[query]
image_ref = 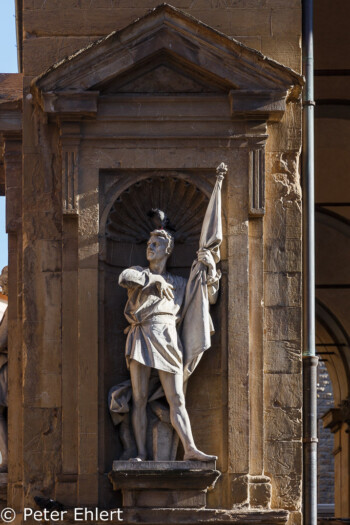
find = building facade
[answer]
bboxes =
[0,0,348,523]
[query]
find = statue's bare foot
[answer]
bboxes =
[184,448,217,462]
[128,455,146,462]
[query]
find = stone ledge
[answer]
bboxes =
[109,461,220,492]
[112,460,217,470]
[33,508,289,525]
[122,508,290,525]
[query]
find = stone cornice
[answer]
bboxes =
[30,4,303,124]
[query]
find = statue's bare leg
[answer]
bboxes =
[158,370,217,462]
[129,360,151,461]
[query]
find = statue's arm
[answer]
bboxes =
[207,273,220,305]
[119,267,148,289]
[197,249,221,305]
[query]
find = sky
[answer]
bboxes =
[0,0,17,271]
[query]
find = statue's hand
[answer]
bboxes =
[151,275,174,301]
[197,249,215,275]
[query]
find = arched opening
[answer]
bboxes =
[316,300,350,518]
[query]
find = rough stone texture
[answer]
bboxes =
[109,460,220,508]
[264,97,302,522]
[21,0,301,77]
[249,477,272,509]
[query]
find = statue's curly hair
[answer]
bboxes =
[149,229,174,255]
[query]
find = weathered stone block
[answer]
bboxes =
[287,511,302,525]
[265,441,302,477]
[23,210,62,241]
[271,474,302,511]
[271,8,301,36]
[265,307,301,343]
[265,374,302,409]
[249,477,272,508]
[265,239,302,273]
[39,240,61,272]
[265,408,302,441]
[5,187,21,233]
[265,341,301,374]
[55,481,77,508]
[261,37,301,72]
[236,36,262,52]
[123,489,206,508]
[229,474,249,506]
[192,8,272,37]
[23,36,97,76]
[23,8,152,36]
[264,272,301,307]
[23,408,62,489]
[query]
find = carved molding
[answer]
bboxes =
[249,149,265,217]
[31,5,303,125]
[40,91,98,118]
[229,90,288,122]
[59,122,81,216]
[62,148,78,215]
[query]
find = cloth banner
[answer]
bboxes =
[180,164,226,379]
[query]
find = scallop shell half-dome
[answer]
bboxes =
[106,176,209,244]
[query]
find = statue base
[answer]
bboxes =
[108,460,220,509]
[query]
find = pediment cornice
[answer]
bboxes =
[31,3,303,121]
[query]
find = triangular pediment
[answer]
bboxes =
[32,3,303,109]
[100,54,228,94]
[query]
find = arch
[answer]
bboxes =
[316,299,350,406]
[98,170,221,266]
[99,170,214,239]
[316,300,350,518]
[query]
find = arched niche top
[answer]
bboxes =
[99,173,218,269]
[99,170,215,239]
[106,176,208,244]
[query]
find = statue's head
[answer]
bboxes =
[147,230,174,264]
[0,266,8,296]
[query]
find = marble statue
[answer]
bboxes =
[109,164,226,461]
[0,266,8,472]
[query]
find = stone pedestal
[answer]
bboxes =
[109,461,220,509]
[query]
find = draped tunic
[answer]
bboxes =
[119,266,187,374]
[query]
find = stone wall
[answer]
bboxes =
[21,0,301,78]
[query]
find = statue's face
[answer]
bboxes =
[147,234,169,263]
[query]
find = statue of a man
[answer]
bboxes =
[0,266,8,472]
[119,229,219,462]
